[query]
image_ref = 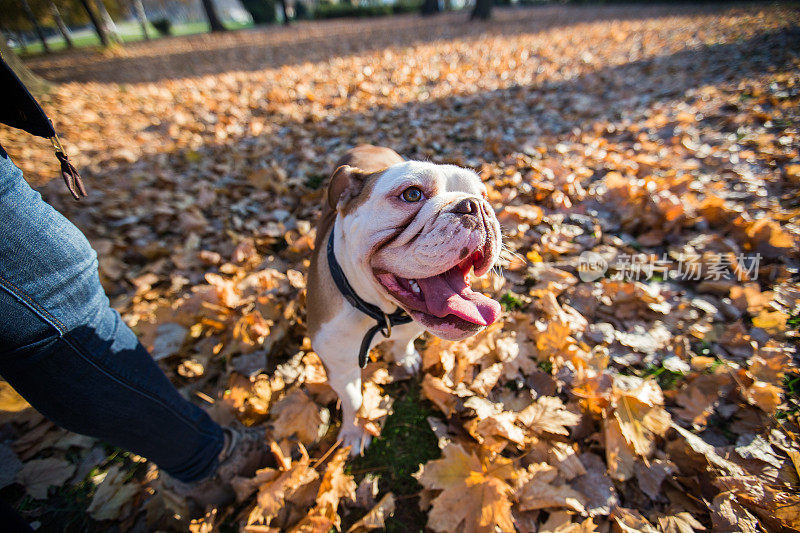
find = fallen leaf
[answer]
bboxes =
[610,506,658,533]
[16,457,76,499]
[346,493,396,532]
[87,464,140,521]
[414,443,516,533]
[271,389,324,445]
[657,512,705,533]
[517,396,581,436]
[710,492,759,533]
[516,463,587,514]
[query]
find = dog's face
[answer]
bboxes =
[330,161,502,341]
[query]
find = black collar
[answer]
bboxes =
[327,221,412,368]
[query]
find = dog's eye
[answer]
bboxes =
[401,187,423,202]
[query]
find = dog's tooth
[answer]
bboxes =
[409,279,421,294]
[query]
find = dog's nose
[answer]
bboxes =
[452,198,479,215]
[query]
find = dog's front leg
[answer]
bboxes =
[386,323,425,374]
[313,317,373,456]
[326,364,368,456]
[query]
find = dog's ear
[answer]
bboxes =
[327,165,372,210]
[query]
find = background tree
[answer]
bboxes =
[278,0,289,24]
[19,0,50,52]
[73,0,109,46]
[240,0,275,25]
[470,0,491,20]
[0,29,50,93]
[420,0,439,16]
[49,1,74,47]
[93,0,122,43]
[127,0,149,40]
[200,0,226,32]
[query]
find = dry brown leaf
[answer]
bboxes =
[313,447,356,528]
[87,464,140,521]
[741,380,783,414]
[610,506,658,533]
[0,381,30,413]
[657,513,705,533]
[710,492,759,533]
[467,411,527,452]
[548,442,586,481]
[414,443,516,533]
[611,379,671,460]
[634,459,675,501]
[751,309,789,335]
[669,423,744,476]
[604,416,636,482]
[714,475,800,531]
[16,457,76,499]
[516,463,587,514]
[346,493,396,532]
[421,375,458,417]
[749,341,793,385]
[517,396,581,436]
[539,511,598,533]
[357,382,393,437]
[246,451,319,527]
[572,452,618,516]
[189,508,218,533]
[270,389,323,445]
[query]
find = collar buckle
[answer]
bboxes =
[380,313,392,338]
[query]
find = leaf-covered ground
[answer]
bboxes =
[1,3,800,531]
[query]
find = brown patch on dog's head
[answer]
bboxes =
[327,146,404,212]
[327,165,388,217]
[336,144,404,172]
[328,165,366,210]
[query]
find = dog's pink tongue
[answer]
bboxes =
[416,269,501,326]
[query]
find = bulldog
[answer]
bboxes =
[307,145,502,455]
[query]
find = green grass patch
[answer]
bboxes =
[17,20,254,56]
[499,292,524,311]
[778,371,800,420]
[350,380,440,532]
[788,310,800,330]
[304,174,326,190]
[642,363,684,390]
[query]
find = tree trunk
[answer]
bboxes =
[278,0,289,25]
[0,32,50,94]
[129,0,150,40]
[470,0,492,20]
[200,0,226,32]
[93,0,122,44]
[49,2,74,48]
[17,31,29,53]
[79,0,110,46]
[420,0,440,16]
[19,0,50,53]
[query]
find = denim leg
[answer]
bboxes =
[0,150,224,483]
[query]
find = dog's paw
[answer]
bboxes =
[338,426,371,457]
[395,349,421,375]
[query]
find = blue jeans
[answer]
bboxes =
[0,149,224,483]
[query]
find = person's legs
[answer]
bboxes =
[0,148,224,483]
